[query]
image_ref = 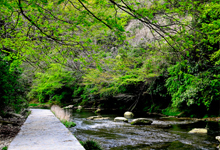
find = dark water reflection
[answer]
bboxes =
[68,110,220,150]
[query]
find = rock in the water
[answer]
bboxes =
[124,111,134,118]
[188,128,207,134]
[216,136,220,142]
[114,117,128,122]
[87,116,101,120]
[131,118,152,125]
[63,105,74,109]
[87,116,110,120]
[94,117,110,120]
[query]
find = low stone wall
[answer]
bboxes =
[51,105,71,121]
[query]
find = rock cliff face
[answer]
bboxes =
[125,15,191,46]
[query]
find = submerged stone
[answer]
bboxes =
[131,118,153,125]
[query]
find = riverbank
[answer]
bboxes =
[0,110,30,149]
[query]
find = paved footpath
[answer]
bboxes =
[8,109,85,150]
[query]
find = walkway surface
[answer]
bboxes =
[8,109,85,150]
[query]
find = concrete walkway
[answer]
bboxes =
[8,109,85,150]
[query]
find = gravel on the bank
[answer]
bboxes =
[0,116,26,149]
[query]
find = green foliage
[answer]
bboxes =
[163,2,220,115]
[2,146,7,150]
[76,109,82,112]
[205,3,220,65]
[166,61,220,110]
[0,53,26,113]
[27,64,76,103]
[162,107,182,116]
[28,103,49,109]
[29,103,39,107]
[61,120,76,128]
[1,0,220,117]
[82,46,167,100]
[81,139,103,150]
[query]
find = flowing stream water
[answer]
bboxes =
[67,109,220,150]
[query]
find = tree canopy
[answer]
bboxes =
[0,0,220,117]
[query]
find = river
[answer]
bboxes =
[67,109,219,150]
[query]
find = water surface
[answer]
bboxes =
[69,110,220,150]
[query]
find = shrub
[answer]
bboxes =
[81,139,103,150]
[2,146,8,150]
[61,120,76,128]
[165,61,220,115]
[27,64,76,103]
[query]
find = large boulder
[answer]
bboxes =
[131,118,153,125]
[124,111,134,118]
[188,128,207,134]
[114,117,128,122]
